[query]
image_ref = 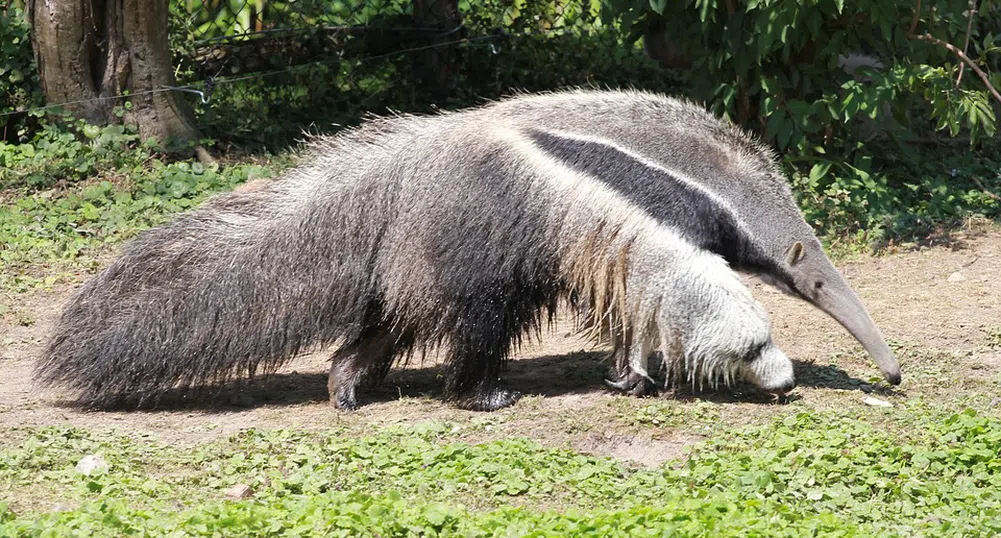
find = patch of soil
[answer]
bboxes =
[2,231,1000,462]
[572,431,702,469]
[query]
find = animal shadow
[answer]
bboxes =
[793,360,900,395]
[50,351,888,412]
[58,350,615,412]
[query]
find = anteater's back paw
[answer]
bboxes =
[605,371,659,397]
[329,382,360,410]
[454,385,521,411]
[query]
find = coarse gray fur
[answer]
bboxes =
[36,89,897,411]
[481,90,900,390]
[594,224,795,397]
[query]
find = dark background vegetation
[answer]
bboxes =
[1,0,1000,292]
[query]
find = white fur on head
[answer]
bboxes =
[624,226,795,393]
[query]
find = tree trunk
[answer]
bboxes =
[642,13,692,69]
[412,0,460,103]
[27,0,201,144]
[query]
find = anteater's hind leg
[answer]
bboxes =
[447,350,522,412]
[445,309,524,412]
[328,325,405,410]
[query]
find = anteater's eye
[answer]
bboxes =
[814,281,824,290]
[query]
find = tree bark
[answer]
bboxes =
[642,13,692,69]
[412,0,460,103]
[28,0,201,144]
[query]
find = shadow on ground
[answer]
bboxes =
[49,349,887,413]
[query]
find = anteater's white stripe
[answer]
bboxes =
[530,128,759,248]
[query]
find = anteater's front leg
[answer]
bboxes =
[603,331,658,397]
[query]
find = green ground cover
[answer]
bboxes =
[1,408,999,537]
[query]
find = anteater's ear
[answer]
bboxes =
[785,241,805,266]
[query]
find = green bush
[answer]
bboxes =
[600,0,1001,244]
[0,123,278,292]
[0,3,44,143]
[604,0,1000,148]
[0,121,154,191]
[164,0,681,150]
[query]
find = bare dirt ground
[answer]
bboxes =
[2,230,1000,468]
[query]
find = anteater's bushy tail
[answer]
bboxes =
[35,172,383,407]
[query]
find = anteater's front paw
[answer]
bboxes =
[605,371,659,397]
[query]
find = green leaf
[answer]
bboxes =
[424,505,450,526]
[786,100,811,117]
[698,0,712,22]
[763,97,779,115]
[777,118,795,150]
[809,162,833,183]
[765,109,786,140]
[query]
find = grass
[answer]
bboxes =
[3,334,996,536]
[1,336,998,537]
[985,327,1001,350]
[1,407,1000,536]
[0,123,286,295]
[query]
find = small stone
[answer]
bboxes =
[224,484,254,500]
[863,397,893,408]
[947,272,967,282]
[989,397,1001,408]
[75,454,108,476]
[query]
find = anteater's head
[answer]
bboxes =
[736,339,796,395]
[671,257,796,396]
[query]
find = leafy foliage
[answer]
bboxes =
[0,4,44,142]
[1,409,1000,535]
[0,123,278,293]
[602,0,1001,243]
[164,0,678,150]
[790,142,1001,247]
[605,0,1000,146]
[0,122,154,191]
[457,0,679,99]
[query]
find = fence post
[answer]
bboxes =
[412,0,460,103]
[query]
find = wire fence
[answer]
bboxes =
[2,0,679,148]
[165,0,680,147]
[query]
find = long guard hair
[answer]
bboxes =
[37,89,866,410]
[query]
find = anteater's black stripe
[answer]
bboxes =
[529,130,783,279]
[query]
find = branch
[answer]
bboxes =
[970,175,1001,201]
[909,32,1001,107]
[956,0,978,87]
[910,0,921,34]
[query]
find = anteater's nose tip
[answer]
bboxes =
[886,371,902,386]
[766,378,796,396]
